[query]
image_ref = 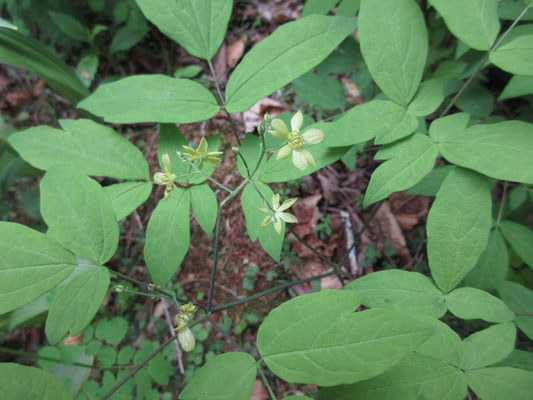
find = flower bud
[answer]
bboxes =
[114,285,126,293]
[178,327,196,352]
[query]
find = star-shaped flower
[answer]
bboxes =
[153,153,176,200]
[259,193,298,235]
[182,137,223,169]
[268,110,324,170]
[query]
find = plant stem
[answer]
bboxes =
[257,362,278,400]
[206,314,247,352]
[207,60,225,106]
[0,346,106,370]
[516,312,533,317]
[439,4,531,118]
[495,181,509,229]
[211,271,337,313]
[178,155,233,193]
[101,316,206,400]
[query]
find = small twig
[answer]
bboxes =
[162,298,184,374]
[206,314,247,353]
[495,181,509,229]
[516,312,533,317]
[339,210,359,275]
[439,4,531,118]
[258,362,278,400]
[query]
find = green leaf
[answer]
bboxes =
[261,123,348,183]
[427,167,492,293]
[292,71,346,110]
[455,83,495,118]
[257,290,433,386]
[9,119,149,180]
[428,0,499,51]
[499,220,533,269]
[45,267,109,345]
[496,349,533,372]
[407,79,445,117]
[466,367,533,400]
[95,317,128,345]
[463,229,509,292]
[191,184,218,237]
[104,182,153,221]
[49,11,88,43]
[445,287,515,323]
[429,112,470,142]
[241,182,273,242]
[490,24,533,76]
[98,346,117,369]
[498,281,533,341]
[158,123,189,178]
[0,363,73,399]
[325,100,418,146]
[117,346,134,365]
[359,0,428,105]
[149,353,173,385]
[0,28,89,104]
[136,0,233,60]
[76,54,98,88]
[302,0,340,16]
[78,75,219,124]
[40,166,119,265]
[407,165,454,197]
[179,352,256,400]
[237,133,267,178]
[461,323,516,370]
[0,222,76,315]
[258,217,285,263]
[9,292,52,331]
[336,0,361,18]
[144,188,191,286]
[413,316,463,367]
[364,133,438,206]
[345,270,446,318]
[499,0,533,21]
[109,26,148,54]
[225,15,356,113]
[317,353,467,400]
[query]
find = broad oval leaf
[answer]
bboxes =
[191,184,218,238]
[225,15,356,113]
[359,0,428,105]
[0,363,73,399]
[292,71,346,110]
[144,188,191,286]
[499,220,533,269]
[45,267,110,345]
[345,270,446,318]
[445,287,515,323]
[241,182,274,242]
[179,352,256,400]
[427,167,492,293]
[257,290,434,386]
[498,281,533,341]
[364,133,438,206]
[499,75,533,101]
[428,0,499,51]
[8,119,149,180]
[490,24,533,76]
[318,353,467,400]
[408,79,446,117]
[78,75,219,124]
[104,182,153,221]
[325,100,418,147]
[0,222,76,315]
[463,229,509,292]
[40,166,119,265]
[438,120,533,184]
[136,0,233,60]
[413,316,463,367]
[496,349,533,372]
[461,323,516,370]
[466,367,533,400]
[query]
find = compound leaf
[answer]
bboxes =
[45,267,110,345]
[257,290,433,386]
[359,0,428,105]
[40,166,119,265]
[225,15,356,113]
[78,75,219,124]
[0,222,76,315]
[427,167,492,293]
[144,188,191,286]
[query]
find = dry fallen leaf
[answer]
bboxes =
[226,38,245,68]
[250,379,268,400]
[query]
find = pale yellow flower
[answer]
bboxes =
[268,110,324,170]
[153,153,176,200]
[182,137,223,169]
[259,193,298,235]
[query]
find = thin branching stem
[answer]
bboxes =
[178,154,233,193]
[257,362,278,400]
[101,316,206,400]
[439,4,531,118]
